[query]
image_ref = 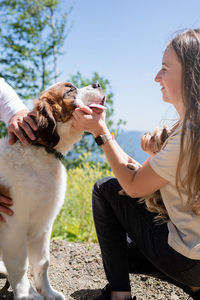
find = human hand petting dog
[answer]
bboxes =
[0,195,13,223]
[72,104,108,137]
[8,109,38,146]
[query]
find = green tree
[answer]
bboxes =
[0,121,8,138]
[0,2,125,154]
[65,71,126,168]
[0,0,68,100]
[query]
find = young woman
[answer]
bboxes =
[0,78,37,222]
[72,29,200,300]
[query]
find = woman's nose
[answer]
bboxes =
[154,70,161,82]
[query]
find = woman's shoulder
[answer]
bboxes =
[0,78,6,97]
[0,78,8,92]
[0,78,17,99]
[0,78,5,86]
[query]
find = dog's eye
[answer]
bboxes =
[68,88,75,93]
[67,87,76,93]
[63,88,75,99]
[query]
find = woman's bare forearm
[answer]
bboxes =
[99,138,139,195]
[112,138,142,166]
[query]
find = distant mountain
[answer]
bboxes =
[67,130,149,165]
[116,130,148,164]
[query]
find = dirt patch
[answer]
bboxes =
[0,240,191,299]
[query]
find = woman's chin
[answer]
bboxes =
[162,95,170,103]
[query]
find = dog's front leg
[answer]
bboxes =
[28,229,66,300]
[2,235,44,300]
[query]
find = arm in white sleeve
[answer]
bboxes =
[0,78,27,124]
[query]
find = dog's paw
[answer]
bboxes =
[15,286,44,300]
[53,291,66,300]
[19,297,44,300]
[141,126,170,155]
[39,289,66,300]
[16,294,44,300]
[20,296,44,300]
[46,293,66,300]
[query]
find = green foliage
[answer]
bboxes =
[63,151,111,171]
[52,160,113,242]
[0,0,69,99]
[0,121,8,138]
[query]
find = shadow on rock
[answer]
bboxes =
[70,288,101,300]
[0,291,13,300]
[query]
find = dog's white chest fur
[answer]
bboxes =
[0,138,66,240]
[0,138,68,300]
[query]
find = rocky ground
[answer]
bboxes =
[0,240,191,300]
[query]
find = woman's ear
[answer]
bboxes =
[34,99,60,148]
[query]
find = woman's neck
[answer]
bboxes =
[174,101,185,121]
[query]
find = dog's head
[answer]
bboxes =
[33,82,105,148]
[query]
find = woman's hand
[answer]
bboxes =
[72,104,108,137]
[8,109,38,146]
[0,195,13,223]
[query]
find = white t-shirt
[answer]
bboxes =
[150,123,200,259]
[0,78,27,124]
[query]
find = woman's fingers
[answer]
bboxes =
[18,119,36,141]
[25,113,38,131]
[72,109,84,119]
[8,109,38,145]
[8,121,29,145]
[0,215,6,223]
[0,204,13,216]
[0,194,13,206]
[78,105,104,115]
[77,105,93,114]
[8,132,17,145]
[72,104,106,135]
[0,194,14,222]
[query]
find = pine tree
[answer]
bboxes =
[0,0,68,100]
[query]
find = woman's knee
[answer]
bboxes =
[92,176,119,214]
[93,176,113,192]
[92,176,113,206]
[92,176,120,201]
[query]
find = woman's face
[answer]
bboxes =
[155,46,183,112]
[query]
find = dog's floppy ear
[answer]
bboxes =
[34,100,60,148]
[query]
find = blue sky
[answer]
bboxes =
[58,0,200,132]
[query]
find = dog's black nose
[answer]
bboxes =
[92,83,101,88]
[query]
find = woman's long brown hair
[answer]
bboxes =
[170,29,200,215]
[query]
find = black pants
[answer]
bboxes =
[92,176,200,292]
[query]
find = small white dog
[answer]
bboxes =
[0,82,105,300]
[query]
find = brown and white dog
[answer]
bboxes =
[0,82,105,300]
